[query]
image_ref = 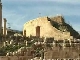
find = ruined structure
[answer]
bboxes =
[0,0,2,34]
[3,18,7,37]
[23,15,79,40]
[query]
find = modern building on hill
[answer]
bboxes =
[23,15,75,40]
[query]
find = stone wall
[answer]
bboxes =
[0,56,33,60]
[0,56,80,60]
[44,47,80,59]
[23,16,73,40]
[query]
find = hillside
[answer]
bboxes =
[49,15,79,38]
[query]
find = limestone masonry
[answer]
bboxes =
[23,15,75,40]
[0,0,2,34]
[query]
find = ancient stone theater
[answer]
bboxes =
[23,15,79,40]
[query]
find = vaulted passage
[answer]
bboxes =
[36,26,40,37]
[24,30,26,36]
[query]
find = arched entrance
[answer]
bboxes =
[24,30,26,36]
[36,26,40,37]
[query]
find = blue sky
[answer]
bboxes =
[2,0,80,31]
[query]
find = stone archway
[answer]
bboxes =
[24,30,26,36]
[36,26,40,37]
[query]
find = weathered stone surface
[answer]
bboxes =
[0,1,2,34]
[23,16,78,40]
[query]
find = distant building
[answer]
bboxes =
[23,16,73,40]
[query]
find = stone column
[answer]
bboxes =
[3,18,7,39]
[0,0,2,34]
[41,49,44,60]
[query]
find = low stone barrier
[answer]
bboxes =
[0,56,33,60]
[0,56,80,60]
